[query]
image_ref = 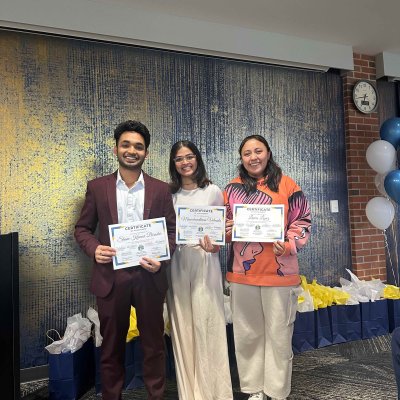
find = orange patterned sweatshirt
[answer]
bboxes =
[224,175,311,287]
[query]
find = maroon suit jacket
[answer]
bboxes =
[74,171,176,298]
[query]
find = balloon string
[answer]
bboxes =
[383,229,399,287]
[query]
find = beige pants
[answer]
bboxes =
[230,283,298,399]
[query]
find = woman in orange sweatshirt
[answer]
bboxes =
[224,135,311,400]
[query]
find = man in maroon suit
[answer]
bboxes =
[74,120,176,400]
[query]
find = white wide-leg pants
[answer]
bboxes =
[167,246,233,400]
[230,283,298,400]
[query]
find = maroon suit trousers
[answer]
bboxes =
[97,266,166,400]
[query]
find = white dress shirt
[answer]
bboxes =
[116,170,145,223]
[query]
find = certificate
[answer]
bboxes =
[108,217,170,270]
[176,205,226,245]
[232,204,284,242]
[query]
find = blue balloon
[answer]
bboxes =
[380,117,400,149]
[384,169,400,204]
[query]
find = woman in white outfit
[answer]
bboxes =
[166,140,233,400]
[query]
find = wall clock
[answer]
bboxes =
[352,80,378,114]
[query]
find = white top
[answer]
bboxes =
[173,183,224,207]
[116,170,145,223]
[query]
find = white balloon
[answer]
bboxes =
[374,173,389,197]
[365,196,395,230]
[366,140,396,174]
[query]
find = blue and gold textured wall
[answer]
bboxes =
[0,30,351,368]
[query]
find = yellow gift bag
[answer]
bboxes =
[126,307,140,342]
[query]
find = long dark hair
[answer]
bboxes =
[238,135,282,194]
[169,140,211,194]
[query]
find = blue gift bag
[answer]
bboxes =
[48,337,95,400]
[329,304,361,344]
[388,299,400,333]
[360,299,389,339]
[164,334,176,380]
[125,338,145,389]
[292,311,316,354]
[316,307,333,348]
[94,338,144,394]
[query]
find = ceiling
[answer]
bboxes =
[96,0,400,56]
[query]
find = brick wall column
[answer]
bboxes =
[341,53,387,281]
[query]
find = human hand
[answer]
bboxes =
[199,235,220,253]
[272,240,286,256]
[225,219,234,237]
[95,245,117,264]
[139,256,161,273]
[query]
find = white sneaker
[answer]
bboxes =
[248,392,265,400]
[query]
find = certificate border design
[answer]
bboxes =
[110,225,127,267]
[153,219,170,259]
[176,206,226,244]
[232,204,285,242]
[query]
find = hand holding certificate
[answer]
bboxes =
[109,217,171,270]
[232,204,285,242]
[176,205,226,245]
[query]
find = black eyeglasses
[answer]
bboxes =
[173,154,196,163]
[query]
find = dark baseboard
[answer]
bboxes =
[20,365,49,383]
